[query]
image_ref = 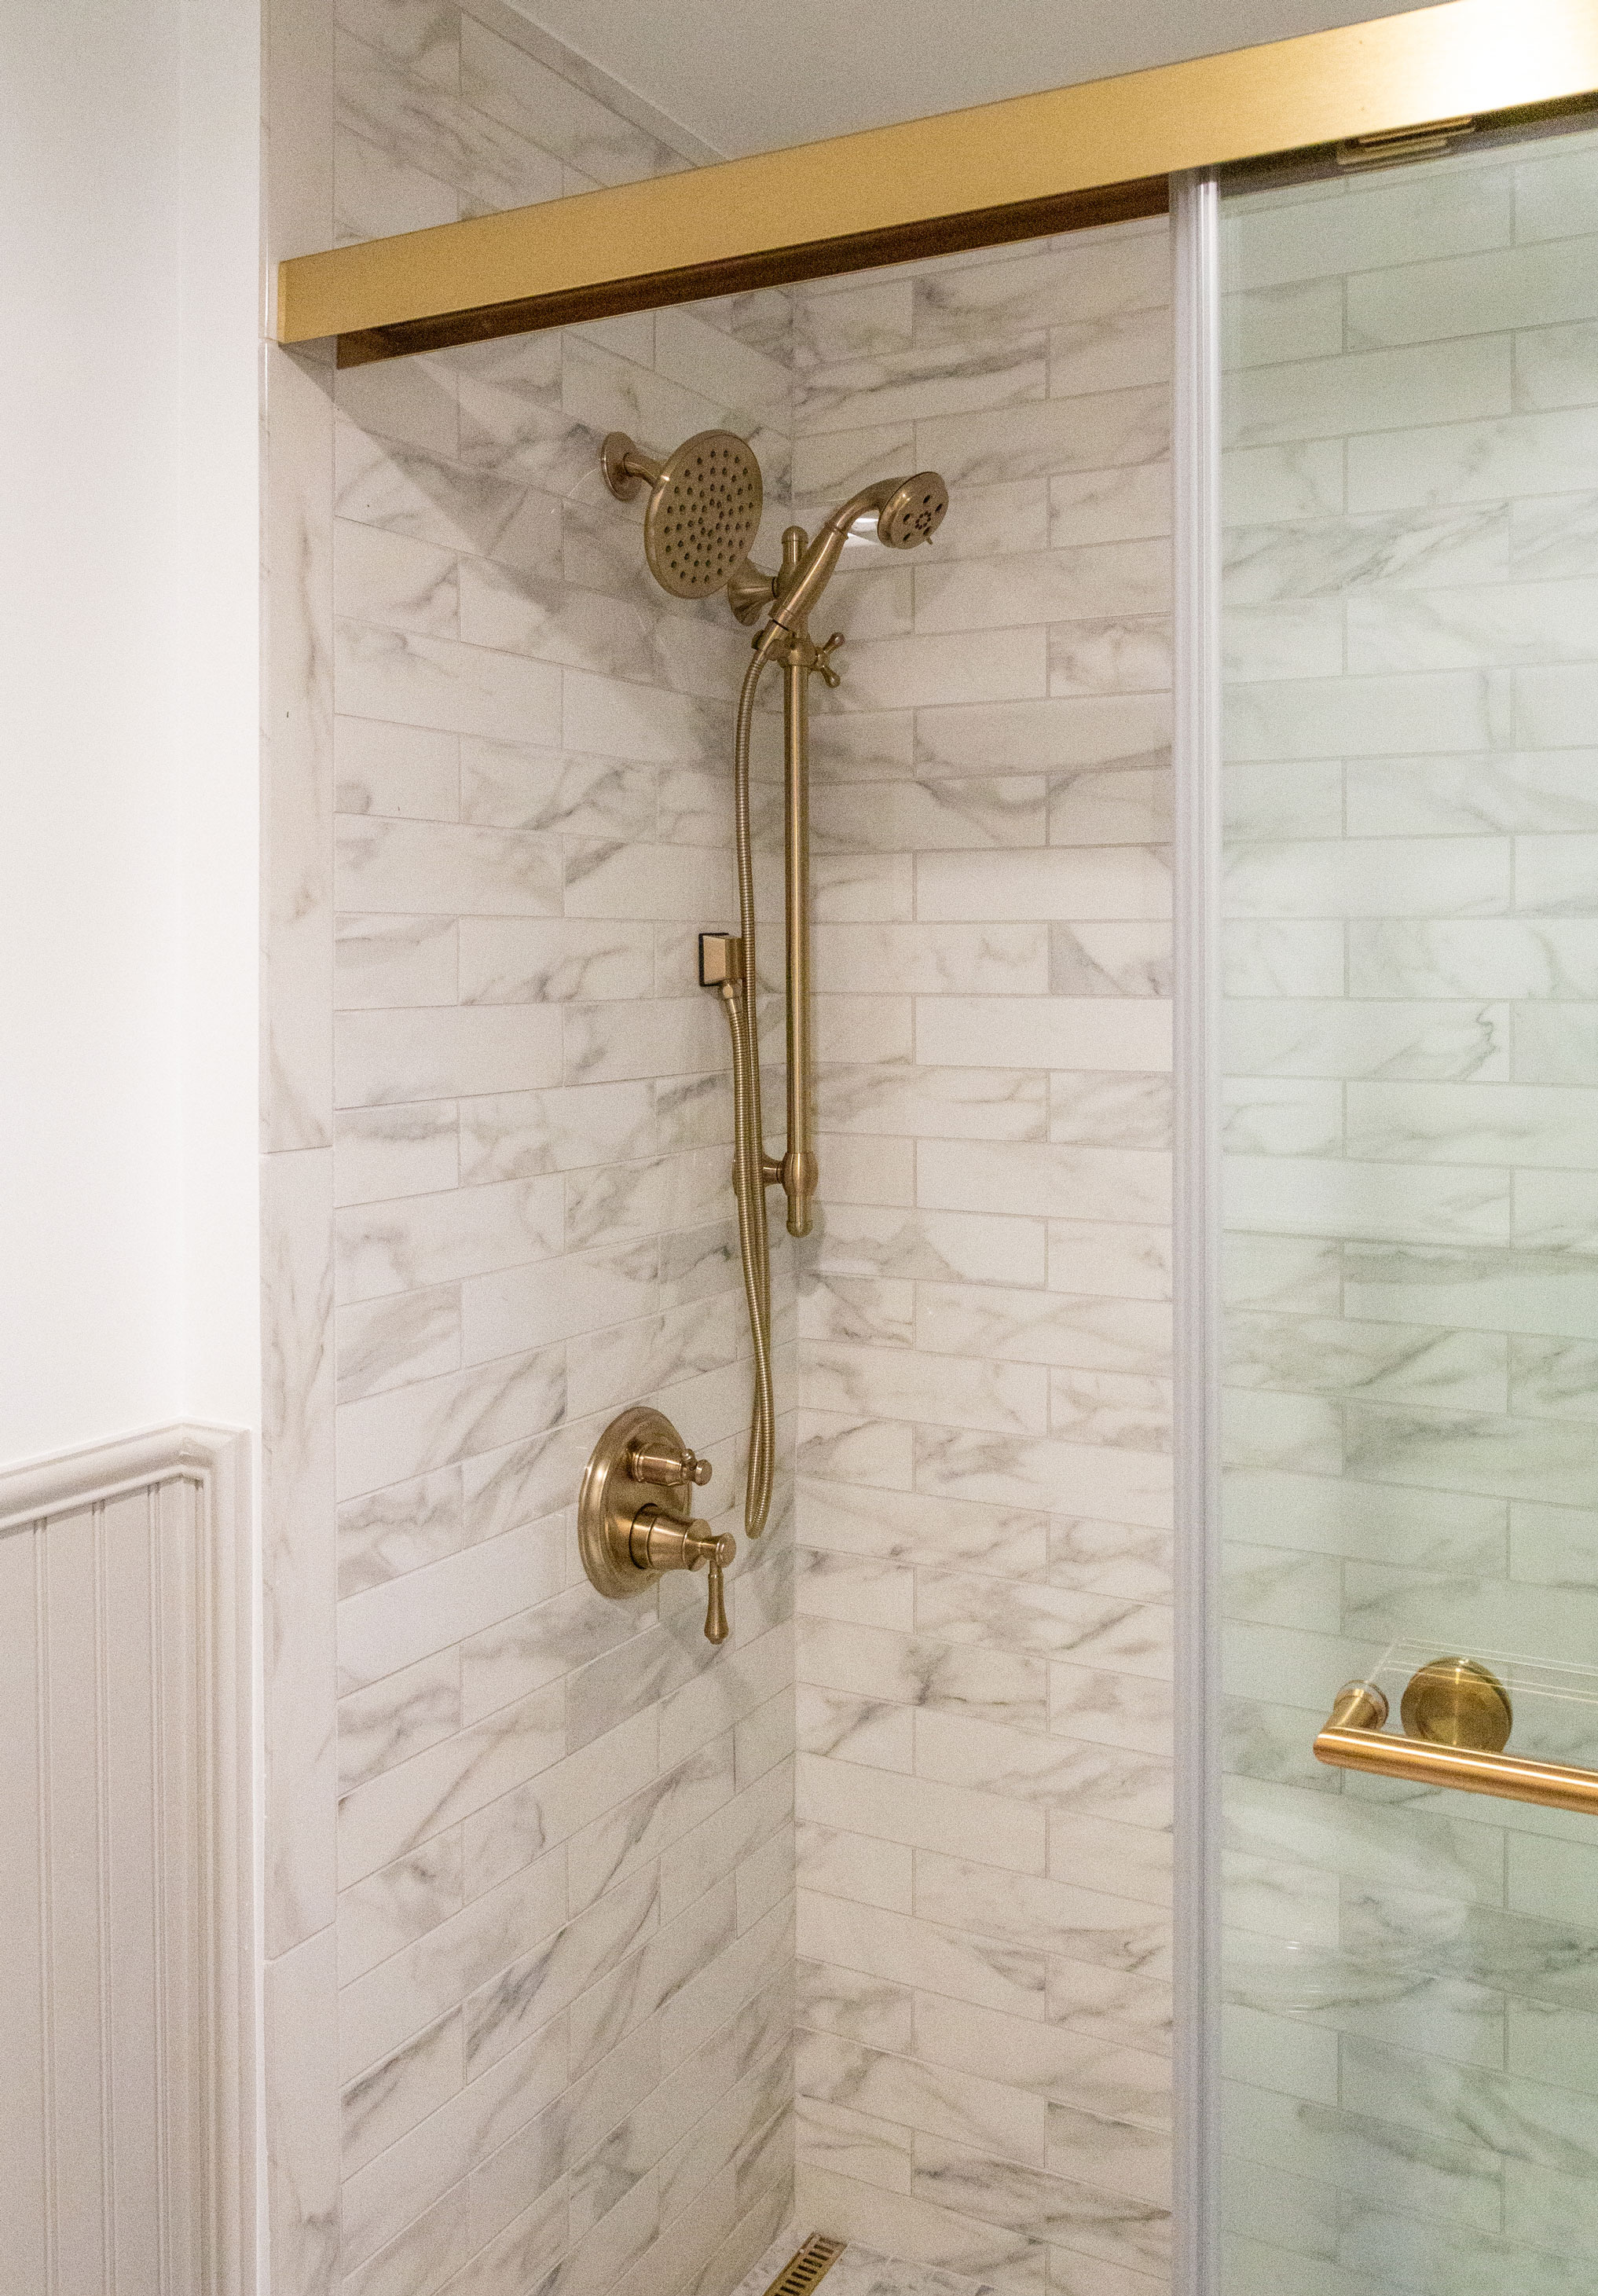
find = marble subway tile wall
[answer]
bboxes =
[788,220,1177,2294]
[266,7,801,2294]
[1219,127,1598,2296]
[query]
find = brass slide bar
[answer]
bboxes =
[1314,1682,1598,1816]
[276,0,1598,365]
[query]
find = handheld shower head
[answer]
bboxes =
[875,471,950,548]
[602,429,764,600]
[754,468,951,656]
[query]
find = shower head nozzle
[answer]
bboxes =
[876,471,949,548]
[602,428,764,600]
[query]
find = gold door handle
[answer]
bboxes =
[1314,1659,1598,1815]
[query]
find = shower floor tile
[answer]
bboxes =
[732,2228,997,2296]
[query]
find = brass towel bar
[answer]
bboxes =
[1314,1664,1598,1816]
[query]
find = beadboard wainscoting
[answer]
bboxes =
[0,1423,254,2296]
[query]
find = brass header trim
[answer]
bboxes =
[327,182,1165,367]
[277,0,1598,363]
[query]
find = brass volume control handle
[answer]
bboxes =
[629,1439,712,1488]
[629,1508,734,1644]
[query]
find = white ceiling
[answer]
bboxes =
[511,0,1435,159]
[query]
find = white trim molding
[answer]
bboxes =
[1171,169,1222,2296]
[0,1422,256,2295]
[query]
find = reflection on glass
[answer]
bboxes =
[1219,120,1598,2296]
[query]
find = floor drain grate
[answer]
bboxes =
[761,2234,846,2296]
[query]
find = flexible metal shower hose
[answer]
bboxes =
[720,650,776,1539]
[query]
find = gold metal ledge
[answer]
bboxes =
[277,0,1598,365]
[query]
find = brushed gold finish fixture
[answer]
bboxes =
[613,433,947,1541]
[578,1406,735,1645]
[1314,1661,1598,1814]
[1400,1655,1512,1752]
[1336,114,1475,167]
[761,2235,847,2296]
[602,430,764,600]
[276,0,1598,365]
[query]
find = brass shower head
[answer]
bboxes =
[602,428,764,600]
[875,471,949,548]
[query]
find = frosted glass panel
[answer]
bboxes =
[1219,123,1598,2296]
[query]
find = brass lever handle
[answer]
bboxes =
[629,1507,734,1643]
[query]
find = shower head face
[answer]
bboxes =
[641,431,764,599]
[877,471,949,548]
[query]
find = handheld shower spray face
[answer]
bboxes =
[756,469,951,656]
[601,429,764,600]
[876,471,950,549]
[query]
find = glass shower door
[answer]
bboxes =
[1216,119,1598,2295]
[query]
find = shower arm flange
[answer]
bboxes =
[600,431,662,501]
[727,558,779,625]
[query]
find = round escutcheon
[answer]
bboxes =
[578,1404,695,1600]
[1400,1656,1512,1753]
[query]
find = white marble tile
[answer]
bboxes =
[266,1928,342,2296]
[263,1150,339,1956]
[460,14,682,186]
[337,813,561,915]
[336,618,564,743]
[336,1174,563,1300]
[798,1891,1044,2024]
[342,2006,464,2175]
[799,1751,1043,1876]
[794,279,916,369]
[336,1342,566,1502]
[335,913,458,1010]
[338,2012,567,2267]
[1048,924,1171,1000]
[1225,166,1510,294]
[335,714,460,822]
[914,234,1169,343]
[334,518,459,637]
[795,336,1047,437]
[1350,403,1598,514]
[1351,236,1598,352]
[267,349,336,1154]
[918,847,1171,924]
[336,1003,564,1106]
[918,996,1171,1076]
[460,1237,657,1359]
[337,1828,464,1988]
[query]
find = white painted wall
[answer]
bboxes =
[0,1,261,1463]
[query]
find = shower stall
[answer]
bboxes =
[255,20,1598,2296]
